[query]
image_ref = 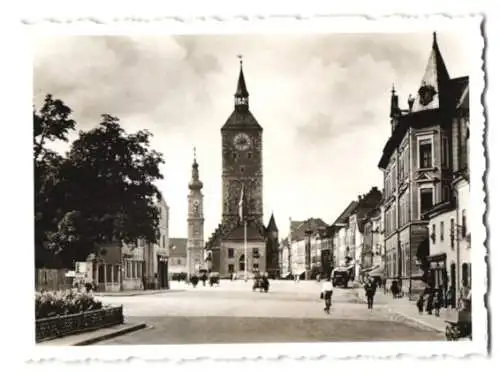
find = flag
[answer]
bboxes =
[238,186,244,221]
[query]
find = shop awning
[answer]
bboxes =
[333,264,354,273]
[360,265,377,273]
[368,264,385,277]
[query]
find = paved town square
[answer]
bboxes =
[33,30,477,347]
[97,281,442,344]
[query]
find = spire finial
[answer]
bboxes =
[193,146,197,162]
[433,31,437,44]
[237,54,243,67]
[391,83,396,95]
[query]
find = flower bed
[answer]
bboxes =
[35,290,124,342]
[35,290,103,319]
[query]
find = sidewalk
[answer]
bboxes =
[355,289,456,333]
[38,321,147,346]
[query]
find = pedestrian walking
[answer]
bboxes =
[416,292,425,314]
[321,277,334,314]
[390,281,398,299]
[364,278,376,310]
[433,288,443,317]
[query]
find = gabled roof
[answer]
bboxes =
[290,217,328,242]
[169,238,187,258]
[450,76,469,110]
[332,201,358,226]
[225,223,265,242]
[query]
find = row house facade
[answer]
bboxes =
[331,201,359,277]
[83,195,171,292]
[360,205,385,282]
[331,187,382,282]
[378,32,468,298]
[424,77,470,306]
[286,217,329,279]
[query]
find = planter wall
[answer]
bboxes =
[36,305,124,343]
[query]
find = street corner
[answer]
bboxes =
[38,322,148,346]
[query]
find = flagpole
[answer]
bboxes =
[244,219,248,282]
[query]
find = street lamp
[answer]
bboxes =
[305,227,313,280]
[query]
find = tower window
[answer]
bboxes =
[419,187,433,218]
[228,248,234,259]
[228,264,234,273]
[248,152,252,159]
[419,139,432,169]
[240,167,245,173]
[232,152,238,160]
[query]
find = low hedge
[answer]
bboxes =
[35,289,103,320]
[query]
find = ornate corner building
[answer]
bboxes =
[378,33,469,298]
[205,59,280,278]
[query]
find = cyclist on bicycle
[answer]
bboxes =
[321,276,334,314]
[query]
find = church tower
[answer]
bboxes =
[221,58,263,230]
[187,147,204,276]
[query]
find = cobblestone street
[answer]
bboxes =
[97,281,444,344]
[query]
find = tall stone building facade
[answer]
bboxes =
[187,149,204,277]
[206,59,278,278]
[378,33,469,298]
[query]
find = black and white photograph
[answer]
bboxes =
[28,16,487,358]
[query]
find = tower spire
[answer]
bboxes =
[189,146,203,190]
[234,55,249,110]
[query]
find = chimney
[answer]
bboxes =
[408,94,415,112]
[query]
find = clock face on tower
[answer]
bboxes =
[233,133,251,151]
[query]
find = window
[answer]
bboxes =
[442,136,449,168]
[253,263,259,271]
[228,248,234,259]
[391,165,396,191]
[450,218,455,249]
[239,254,245,271]
[443,186,450,202]
[431,224,436,244]
[177,259,181,265]
[232,152,238,160]
[240,167,245,173]
[461,209,467,238]
[252,248,260,258]
[248,152,253,159]
[419,139,432,169]
[440,221,444,242]
[420,188,434,218]
[228,264,234,274]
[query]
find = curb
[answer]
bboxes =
[388,311,446,334]
[73,322,147,346]
[95,290,170,297]
[353,290,445,334]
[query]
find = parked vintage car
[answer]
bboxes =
[252,276,269,293]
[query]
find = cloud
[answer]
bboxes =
[33,32,472,239]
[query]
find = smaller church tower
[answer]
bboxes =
[187,147,205,278]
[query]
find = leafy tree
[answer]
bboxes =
[34,96,165,269]
[47,114,164,267]
[34,95,76,268]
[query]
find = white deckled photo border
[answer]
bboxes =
[13,14,487,362]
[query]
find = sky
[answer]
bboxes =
[32,32,472,241]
